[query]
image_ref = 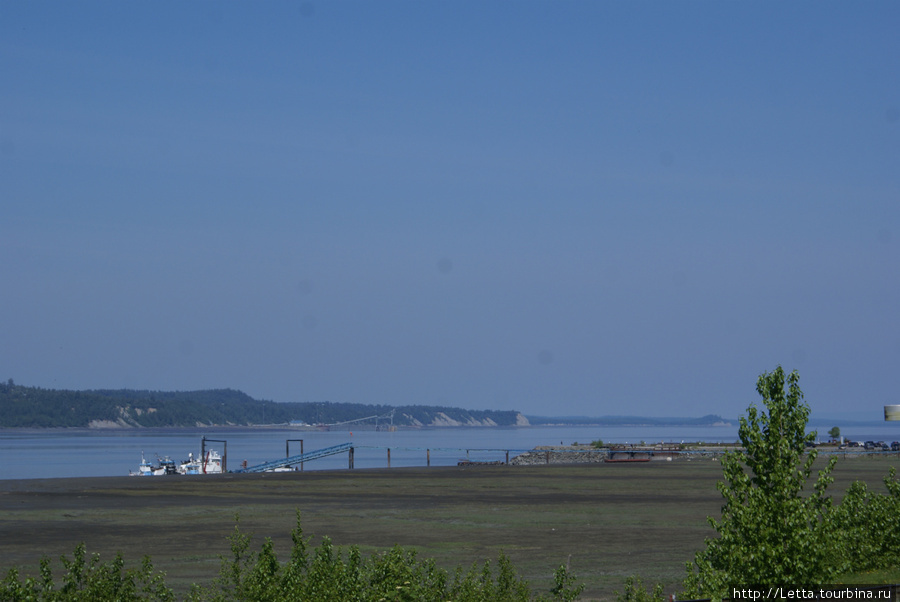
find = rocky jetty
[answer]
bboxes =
[509,446,609,465]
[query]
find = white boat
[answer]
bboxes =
[177,450,224,475]
[266,465,297,473]
[130,453,178,476]
[130,449,224,476]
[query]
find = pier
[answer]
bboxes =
[233,442,355,473]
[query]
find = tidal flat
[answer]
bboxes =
[1,456,897,600]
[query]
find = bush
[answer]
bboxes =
[186,510,577,602]
[830,467,900,574]
[1,544,173,602]
[615,575,664,602]
[2,511,583,601]
[547,562,585,602]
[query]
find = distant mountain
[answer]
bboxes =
[0,381,525,428]
[525,414,731,427]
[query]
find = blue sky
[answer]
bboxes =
[2,2,898,420]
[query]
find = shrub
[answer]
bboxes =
[1,544,173,602]
[615,575,664,602]
[546,562,585,602]
[3,511,583,601]
[830,467,900,574]
[188,510,575,602]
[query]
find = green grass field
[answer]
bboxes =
[1,454,898,600]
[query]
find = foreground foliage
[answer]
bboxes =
[1,512,583,602]
[830,466,900,574]
[0,544,174,602]
[680,366,900,599]
[683,367,839,597]
[615,576,664,602]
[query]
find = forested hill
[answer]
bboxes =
[0,381,525,428]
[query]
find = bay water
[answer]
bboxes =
[1,423,896,480]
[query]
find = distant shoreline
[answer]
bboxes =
[2,420,895,432]
[0,421,740,432]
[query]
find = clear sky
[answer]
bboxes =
[2,2,898,421]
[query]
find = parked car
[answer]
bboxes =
[891,441,900,451]
[864,440,876,450]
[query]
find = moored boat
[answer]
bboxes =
[130,453,178,476]
[178,449,224,474]
[130,448,224,476]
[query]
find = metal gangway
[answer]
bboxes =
[234,442,354,473]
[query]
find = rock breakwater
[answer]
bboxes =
[509,447,608,465]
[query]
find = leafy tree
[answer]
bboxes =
[682,367,838,598]
[828,426,840,441]
[829,467,900,574]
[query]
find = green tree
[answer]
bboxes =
[829,467,900,574]
[828,426,840,442]
[682,367,838,598]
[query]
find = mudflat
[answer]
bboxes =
[1,457,896,600]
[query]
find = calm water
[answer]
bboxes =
[1,424,896,480]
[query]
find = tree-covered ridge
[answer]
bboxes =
[0,381,522,428]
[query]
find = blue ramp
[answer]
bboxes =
[235,442,353,473]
